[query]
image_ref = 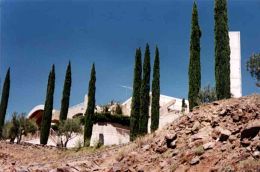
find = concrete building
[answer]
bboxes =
[26,94,188,147]
[229,31,242,97]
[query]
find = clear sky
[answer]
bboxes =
[0,0,259,119]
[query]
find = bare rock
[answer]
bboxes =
[190,156,200,165]
[191,126,213,141]
[111,162,123,172]
[228,135,237,143]
[155,145,167,154]
[240,139,251,147]
[215,127,231,141]
[253,151,260,158]
[142,144,150,151]
[231,113,240,122]
[168,140,176,149]
[241,120,260,140]
[203,142,215,150]
[192,121,200,132]
[165,133,177,141]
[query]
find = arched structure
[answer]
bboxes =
[27,105,45,126]
[27,105,60,126]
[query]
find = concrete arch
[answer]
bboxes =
[27,105,60,126]
[27,105,45,126]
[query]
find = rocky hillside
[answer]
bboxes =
[1,94,259,172]
[105,94,260,172]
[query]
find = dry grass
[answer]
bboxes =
[115,143,137,162]
[238,159,260,171]
[194,145,204,156]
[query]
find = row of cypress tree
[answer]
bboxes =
[130,44,160,141]
[39,62,96,145]
[188,0,231,111]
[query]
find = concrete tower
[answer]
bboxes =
[229,31,242,98]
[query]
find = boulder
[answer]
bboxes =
[203,142,215,150]
[111,162,123,172]
[192,121,200,132]
[215,127,231,141]
[253,151,260,158]
[155,146,167,154]
[241,120,260,140]
[191,126,213,141]
[165,133,177,141]
[190,156,200,165]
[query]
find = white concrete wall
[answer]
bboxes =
[229,31,242,98]
[90,123,130,146]
[121,94,189,116]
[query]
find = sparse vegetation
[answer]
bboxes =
[181,98,187,112]
[194,145,204,156]
[197,84,217,105]
[115,104,123,115]
[92,113,130,126]
[247,53,260,87]
[3,112,37,144]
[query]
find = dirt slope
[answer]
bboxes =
[1,94,260,172]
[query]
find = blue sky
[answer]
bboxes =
[0,0,259,119]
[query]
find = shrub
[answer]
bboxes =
[57,118,82,148]
[197,84,217,105]
[115,104,123,115]
[92,113,130,126]
[194,145,204,156]
[3,112,38,143]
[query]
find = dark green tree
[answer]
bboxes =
[181,98,187,112]
[59,62,72,121]
[188,2,201,111]
[246,53,260,87]
[214,0,231,99]
[139,43,151,135]
[84,64,96,145]
[0,68,10,138]
[151,46,160,132]
[40,65,55,145]
[130,48,142,141]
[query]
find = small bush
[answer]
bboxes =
[194,145,204,156]
[93,113,130,126]
[197,84,217,105]
[3,112,38,143]
[57,118,82,148]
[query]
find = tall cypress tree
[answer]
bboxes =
[188,2,201,111]
[40,65,55,145]
[84,63,96,145]
[59,62,72,121]
[151,46,160,132]
[0,68,10,138]
[130,48,142,141]
[139,43,151,135]
[214,0,231,100]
